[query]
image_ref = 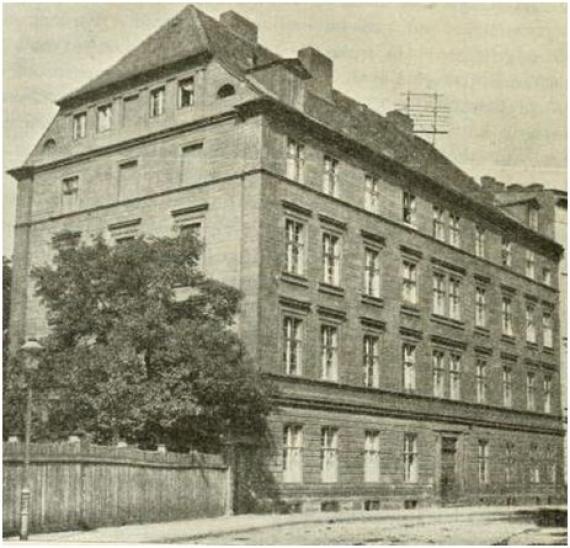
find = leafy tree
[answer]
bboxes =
[29,231,273,451]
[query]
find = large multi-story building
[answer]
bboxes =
[8,5,565,511]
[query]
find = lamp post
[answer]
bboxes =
[19,338,43,541]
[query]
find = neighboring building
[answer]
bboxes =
[485,177,567,483]
[8,6,566,511]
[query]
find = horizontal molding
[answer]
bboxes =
[540,360,557,371]
[500,283,517,294]
[500,351,518,362]
[430,334,467,350]
[278,295,311,313]
[281,272,310,288]
[524,293,539,303]
[399,244,423,259]
[473,273,491,284]
[474,345,493,356]
[52,230,81,242]
[360,229,385,246]
[170,203,209,217]
[400,326,423,340]
[281,200,313,217]
[430,257,466,275]
[317,305,347,321]
[359,316,386,331]
[108,218,141,231]
[318,213,347,231]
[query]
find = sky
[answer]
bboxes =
[3,2,567,255]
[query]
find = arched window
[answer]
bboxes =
[217,84,236,99]
[43,138,56,150]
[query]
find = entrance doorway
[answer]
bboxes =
[440,436,458,503]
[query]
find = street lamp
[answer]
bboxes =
[19,338,43,541]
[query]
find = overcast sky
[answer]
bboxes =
[3,2,567,255]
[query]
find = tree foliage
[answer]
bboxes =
[28,232,272,451]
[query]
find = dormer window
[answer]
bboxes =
[528,205,539,231]
[73,112,86,140]
[217,84,236,99]
[178,78,195,108]
[97,104,112,133]
[43,138,56,151]
[150,87,165,118]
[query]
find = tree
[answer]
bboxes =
[29,231,273,451]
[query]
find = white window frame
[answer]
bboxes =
[543,310,553,348]
[432,272,446,316]
[402,260,418,304]
[433,206,445,241]
[449,353,461,400]
[448,277,461,321]
[478,440,489,484]
[432,350,445,398]
[322,232,341,286]
[283,316,303,376]
[475,225,486,258]
[150,86,165,118]
[323,156,339,197]
[403,433,418,483]
[448,214,461,247]
[364,175,380,213]
[283,425,303,483]
[96,103,112,133]
[364,247,381,298]
[402,191,416,226]
[321,324,339,382]
[364,430,381,483]
[475,287,487,328]
[178,77,195,109]
[363,334,380,388]
[72,112,87,140]
[321,427,338,483]
[402,343,416,392]
[526,371,536,411]
[286,139,305,183]
[476,359,487,404]
[284,218,305,276]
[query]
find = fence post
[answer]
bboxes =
[223,441,235,516]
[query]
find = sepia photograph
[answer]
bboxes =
[2,2,567,544]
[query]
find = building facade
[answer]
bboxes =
[8,6,565,511]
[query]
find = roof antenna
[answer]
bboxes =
[397,91,450,146]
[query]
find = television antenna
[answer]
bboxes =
[397,91,450,146]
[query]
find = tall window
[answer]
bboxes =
[284,219,305,276]
[475,226,486,258]
[402,261,417,304]
[448,277,461,320]
[449,354,461,401]
[364,175,380,213]
[543,267,552,286]
[364,248,381,298]
[286,139,305,183]
[402,191,416,226]
[448,214,461,247]
[402,343,416,391]
[530,444,540,484]
[283,425,303,483]
[181,142,204,186]
[476,359,487,404]
[528,205,539,230]
[363,335,380,388]
[503,366,513,408]
[178,77,195,108]
[526,372,536,411]
[502,296,513,336]
[118,159,139,201]
[432,273,446,316]
[323,156,339,196]
[150,87,165,117]
[525,250,535,279]
[283,317,302,376]
[526,304,536,343]
[97,104,112,133]
[433,206,445,241]
[61,176,79,213]
[432,350,445,398]
[544,375,552,413]
[403,433,418,483]
[501,238,512,267]
[475,287,487,328]
[546,446,557,484]
[73,112,86,140]
[364,431,381,483]
[322,233,341,286]
[321,325,338,382]
[321,427,338,483]
[505,442,515,484]
[478,440,489,484]
[543,310,553,348]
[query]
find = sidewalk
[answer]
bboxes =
[5,505,564,544]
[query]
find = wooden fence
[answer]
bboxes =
[3,440,229,536]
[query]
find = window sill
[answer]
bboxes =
[281,272,309,288]
[318,282,345,298]
[474,326,490,336]
[361,294,384,309]
[401,303,420,317]
[542,346,555,355]
[501,334,516,345]
[430,314,465,330]
[526,342,539,350]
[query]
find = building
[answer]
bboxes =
[8,5,566,511]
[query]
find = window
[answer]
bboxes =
[475,226,486,258]
[503,367,513,408]
[402,343,416,391]
[505,442,515,483]
[178,77,195,108]
[403,433,418,483]
[525,250,535,279]
[546,446,556,484]
[402,191,416,226]
[321,325,338,382]
[283,317,302,376]
[448,214,461,247]
[321,427,338,483]
[501,296,513,336]
[449,354,461,401]
[73,112,86,140]
[283,425,303,483]
[364,248,381,298]
[61,176,79,213]
[96,104,112,133]
[543,310,553,348]
[150,87,165,117]
[322,233,341,286]
[402,260,417,304]
[284,219,305,276]
[364,431,381,483]
[530,444,540,484]
[433,207,445,241]
[286,139,305,183]
[179,222,202,239]
[544,375,552,413]
[364,175,380,213]
[543,267,552,286]
[363,335,380,388]
[528,205,539,230]
[478,440,489,484]
[181,143,204,186]
[217,84,235,99]
[525,304,536,344]
[475,287,487,328]
[501,238,512,267]
[476,360,487,404]
[526,372,536,411]
[448,277,461,321]
[323,156,339,196]
[122,94,139,126]
[118,160,139,200]
[432,273,446,315]
[432,350,445,398]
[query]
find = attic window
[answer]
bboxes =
[217,84,236,99]
[43,138,56,150]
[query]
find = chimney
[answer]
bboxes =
[386,110,414,134]
[298,47,333,101]
[220,11,258,44]
[480,176,505,193]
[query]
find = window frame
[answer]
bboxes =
[322,231,342,287]
[283,424,304,484]
[320,426,339,483]
[72,111,87,140]
[149,86,166,118]
[476,359,487,404]
[320,324,339,382]
[403,433,418,483]
[284,218,306,277]
[363,334,380,388]
[402,259,418,305]
[402,342,417,392]
[478,440,489,485]
[286,138,305,183]
[178,77,195,109]
[323,155,339,197]
[364,430,381,483]
[402,191,416,226]
[283,315,303,377]
[364,174,380,213]
[363,247,381,298]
